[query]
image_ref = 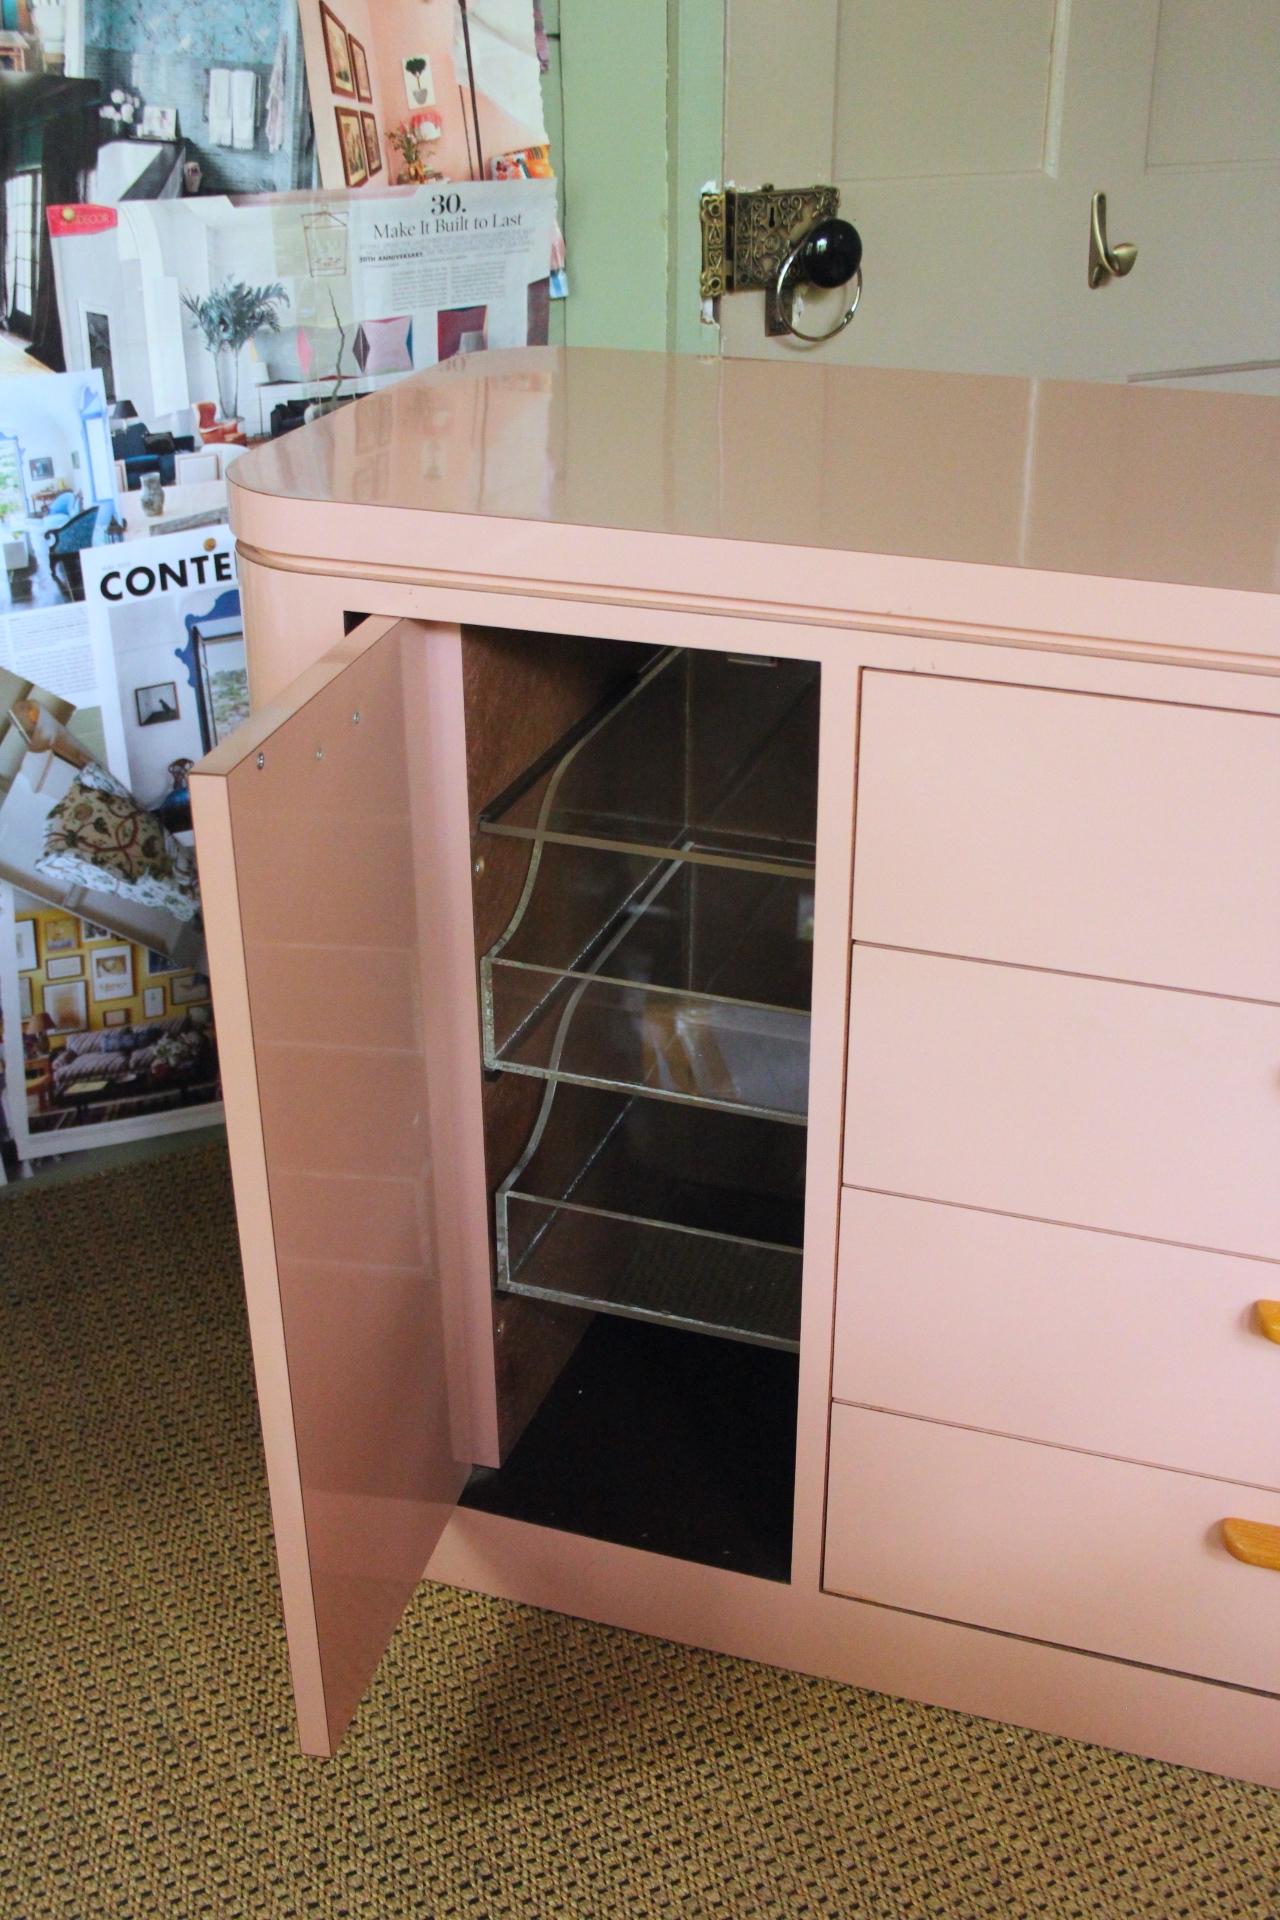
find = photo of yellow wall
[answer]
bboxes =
[16,903,219,1132]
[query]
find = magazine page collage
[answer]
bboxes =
[0,0,558,1169]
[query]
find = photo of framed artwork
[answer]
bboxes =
[334,106,368,186]
[19,976,32,1019]
[190,619,248,751]
[90,945,134,1003]
[320,2,355,96]
[44,916,78,956]
[361,111,382,176]
[102,1008,129,1029]
[135,682,180,726]
[146,950,170,977]
[43,980,87,1032]
[28,455,53,481]
[170,972,210,1006]
[143,986,165,1019]
[350,34,371,102]
[139,104,177,140]
[80,920,111,941]
[15,919,37,971]
[45,955,83,981]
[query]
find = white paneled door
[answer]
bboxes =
[720,0,1280,390]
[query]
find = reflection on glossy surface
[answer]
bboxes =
[231,346,1280,595]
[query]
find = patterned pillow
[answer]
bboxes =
[62,1030,104,1057]
[37,761,199,922]
[95,1027,137,1054]
[128,1017,188,1052]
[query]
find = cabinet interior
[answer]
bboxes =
[458,627,819,1581]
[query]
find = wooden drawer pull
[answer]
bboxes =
[1256,1300,1280,1344]
[1222,1518,1280,1571]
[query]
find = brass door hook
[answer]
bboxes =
[1088,191,1138,289]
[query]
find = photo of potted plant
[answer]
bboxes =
[181,279,290,427]
[387,114,442,186]
[303,289,355,423]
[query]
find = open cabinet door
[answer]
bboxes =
[191,616,493,1755]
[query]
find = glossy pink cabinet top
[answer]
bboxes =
[229,348,1280,617]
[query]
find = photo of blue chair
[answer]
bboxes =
[44,502,125,598]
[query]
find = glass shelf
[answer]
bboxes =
[479,646,820,877]
[497,1083,806,1350]
[482,851,813,1121]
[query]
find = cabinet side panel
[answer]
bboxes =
[189,773,331,1756]
[403,630,502,1470]
[194,620,477,1752]
[791,650,860,1587]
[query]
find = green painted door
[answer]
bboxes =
[549,0,724,353]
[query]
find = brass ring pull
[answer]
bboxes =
[774,217,863,345]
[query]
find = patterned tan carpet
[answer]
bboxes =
[3,1139,1279,1919]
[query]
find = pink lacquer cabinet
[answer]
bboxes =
[190,347,1280,1782]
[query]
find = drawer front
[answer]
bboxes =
[825,1405,1280,1693]
[843,946,1280,1260]
[852,672,1280,1002]
[833,1190,1280,1488]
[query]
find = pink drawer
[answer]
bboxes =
[833,1190,1280,1488]
[852,672,1280,1002]
[843,946,1280,1260]
[825,1405,1280,1693]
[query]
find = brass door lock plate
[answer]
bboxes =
[701,184,840,335]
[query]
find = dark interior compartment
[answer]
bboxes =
[465,628,818,1580]
[460,1315,798,1581]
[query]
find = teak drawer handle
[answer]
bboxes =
[1222,1519,1280,1571]
[1256,1300,1280,1344]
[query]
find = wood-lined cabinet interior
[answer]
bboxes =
[460,632,818,1575]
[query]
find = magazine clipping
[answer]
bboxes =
[1,2,555,1166]
[0,518,242,1159]
[47,180,556,443]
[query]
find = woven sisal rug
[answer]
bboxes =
[2,1141,1278,1918]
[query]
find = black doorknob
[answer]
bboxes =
[797,217,862,290]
